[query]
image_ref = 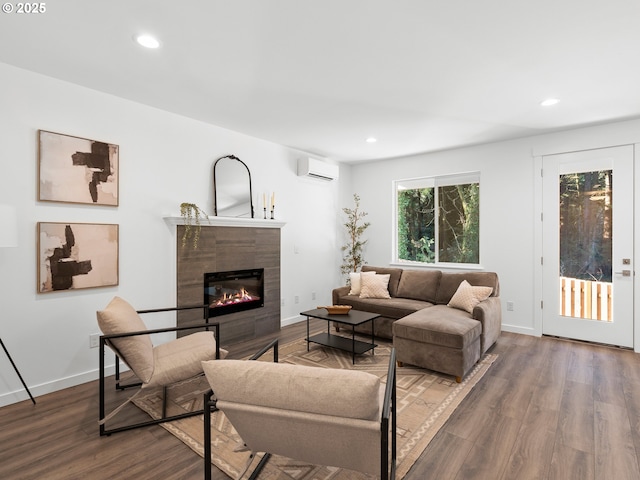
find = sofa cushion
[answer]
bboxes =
[361,266,403,297]
[396,269,442,303]
[360,273,391,299]
[393,306,482,349]
[448,280,493,313]
[202,359,382,421]
[336,294,433,319]
[436,272,500,305]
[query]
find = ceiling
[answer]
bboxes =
[1,1,639,163]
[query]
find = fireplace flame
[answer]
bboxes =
[212,287,258,308]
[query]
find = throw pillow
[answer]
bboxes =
[360,273,391,299]
[349,271,375,295]
[448,280,493,313]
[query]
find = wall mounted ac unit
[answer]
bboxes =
[297,157,339,181]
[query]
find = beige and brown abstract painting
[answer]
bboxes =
[37,222,119,293]
[38,130,119,206]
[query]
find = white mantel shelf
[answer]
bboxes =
[164,215,286,229]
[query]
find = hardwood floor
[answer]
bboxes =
[1,325,640,479]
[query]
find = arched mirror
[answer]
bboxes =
[213,155,254,218]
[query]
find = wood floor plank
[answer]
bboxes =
[442,374,508,441]
[556,380,595,454]
[453,411,521,480]
[614,345,640,472]
[593,348,627,408]
[492,369,537,421]
[565,342,594,385]
[500,405,557,480]
[548,444,595,480]
[594,400,640,480]
[528,337,570,412]
[404,431,473,480]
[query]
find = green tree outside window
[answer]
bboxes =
[396,174,479,264]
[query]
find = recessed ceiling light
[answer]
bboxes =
[366,137,377,143]
[135,34,160,49]
[540,98,559,107]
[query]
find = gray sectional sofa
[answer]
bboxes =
[332,265,501,381]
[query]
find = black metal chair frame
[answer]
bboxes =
[384,348,398,480]
[204,343,396,480]
[99,304,221,436]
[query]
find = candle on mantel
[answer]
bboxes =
[271,192,275,210]
[262,193,266,209]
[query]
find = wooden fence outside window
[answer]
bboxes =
[560,277,612,322]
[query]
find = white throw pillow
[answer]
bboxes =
[360,273,391,299]
[448,280,493,313]
[349,271,375,295]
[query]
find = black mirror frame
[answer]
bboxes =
[212,154,254,218]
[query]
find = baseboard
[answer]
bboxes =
[501,324,539,336]
[0,365,117,408]
[281,315,305,327]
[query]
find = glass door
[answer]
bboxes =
[542,146,634,347]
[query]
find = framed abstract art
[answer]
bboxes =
[37,222,119,293]
[38,130,119,206]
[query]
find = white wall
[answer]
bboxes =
[0,62,343,406]
[350,118,640,341]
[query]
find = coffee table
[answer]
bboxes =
[300,308,380,364]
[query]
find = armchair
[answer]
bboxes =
[202,343,396,480]
[97,296,226,436]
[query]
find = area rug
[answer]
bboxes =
[133,339,496,479]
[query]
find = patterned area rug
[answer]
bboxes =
[133,338,496,479]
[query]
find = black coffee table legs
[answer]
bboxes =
[305,317,376,364]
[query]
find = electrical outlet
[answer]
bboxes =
[281,298,285,307]
[506,301,514,312]
[312,291,316,300]
[294,295,299,304]
[89,333,100,349]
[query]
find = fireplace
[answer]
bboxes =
[177,222,281,345]
[204,268,264,317]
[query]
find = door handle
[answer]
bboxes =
[614,270,632,277]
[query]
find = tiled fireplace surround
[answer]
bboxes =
[174,219,283,345]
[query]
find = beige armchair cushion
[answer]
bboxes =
[215,402,382,475]
[202,359,382,421]
[97,296,154,383]
[148,331,226,388]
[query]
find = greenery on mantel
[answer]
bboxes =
[340,193,370,278]
[180,202,209,249]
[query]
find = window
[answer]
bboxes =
[395,172,480,265]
